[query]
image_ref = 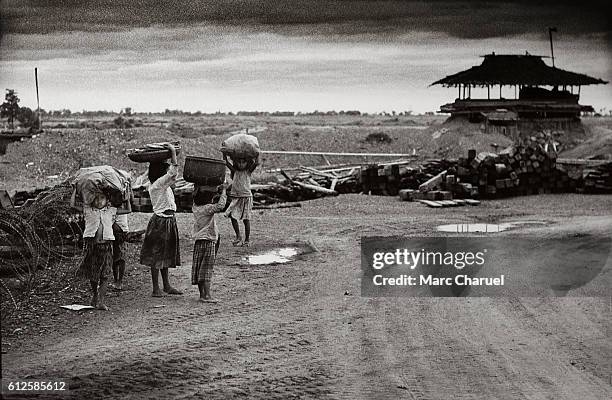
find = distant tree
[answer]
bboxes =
[17,106,39,130]
[123,107,132,116]
[1,89,20,131]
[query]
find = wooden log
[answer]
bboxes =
[291,180,339,196]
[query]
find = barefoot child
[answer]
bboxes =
[139,143,183,297]
[76,192,116,311]
[191,180,229,302]
[223,154,258,246]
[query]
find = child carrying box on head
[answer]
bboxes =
[223,154,258,247]
[191,179,229,303]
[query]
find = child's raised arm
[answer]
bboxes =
[212,184,228,213]
[223,153,235,173]
[247,154,260,173]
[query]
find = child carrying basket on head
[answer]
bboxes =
[191,179,229,302]
[139,143,183,297]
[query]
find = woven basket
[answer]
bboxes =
[183,156,226,185]
[127,148,181,163]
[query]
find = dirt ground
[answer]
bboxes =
[2,193,611,399]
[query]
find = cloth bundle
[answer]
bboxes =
[71,166,132,207]
[220,133,260,159]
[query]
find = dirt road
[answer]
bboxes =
[2,194,611,399]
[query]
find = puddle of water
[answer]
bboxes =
[437,223,507,233]
[246,247,299,265]
[436,221,548,233]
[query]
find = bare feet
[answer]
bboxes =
[199,297,219,303]
[241,241,250,247]
[163,286,183,295]
[110,282,123,291]
[232,238,243,247]
[152,290,164,297]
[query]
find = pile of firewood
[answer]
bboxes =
[252,166,360,205]
[583,162,612,193]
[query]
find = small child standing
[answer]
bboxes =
[76,192,116,311]
[191,180,229,302]
[223,154,258,247]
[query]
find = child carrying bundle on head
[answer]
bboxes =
[223,154,258,247]
[71,165,131,310]
[139,143,183,297]
[191,178,229,303]
[75,191,117,311]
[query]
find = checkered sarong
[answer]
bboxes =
[191,239,218,285]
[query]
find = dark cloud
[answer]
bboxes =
[1,0,609,39]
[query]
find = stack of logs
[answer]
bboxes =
[583,162,612,193]
[398,143,584,202]
[454,144,576,198]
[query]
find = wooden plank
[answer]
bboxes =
[262,150,417,157]
[419,170,447,192]
[253,202,302,210]
[556,158,610,166]
[299,166,338,179]
[464,199,481,206]
[418,199,443,208]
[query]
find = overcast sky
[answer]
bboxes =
[1,0,610,113]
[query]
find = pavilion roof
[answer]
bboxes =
[431,53,607,87]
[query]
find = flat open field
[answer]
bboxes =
[2,193,612,399]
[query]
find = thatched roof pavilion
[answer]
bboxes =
[431,53,607,121]
[432,53,606,87]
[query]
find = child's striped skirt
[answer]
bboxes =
[191,238,219,285]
